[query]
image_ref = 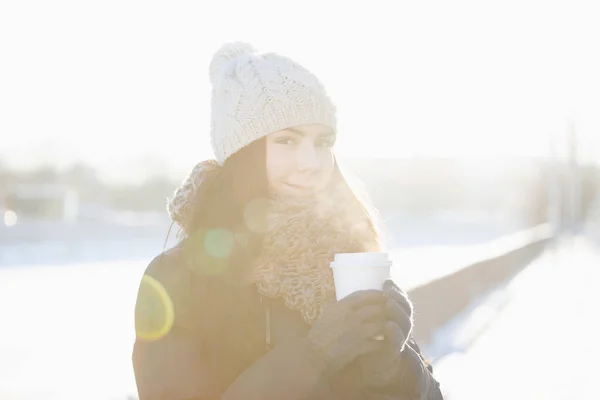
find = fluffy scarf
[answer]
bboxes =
[253,182,382,325]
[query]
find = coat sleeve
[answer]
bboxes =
[132,251,222,400]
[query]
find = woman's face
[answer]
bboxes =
[266,124,336,198]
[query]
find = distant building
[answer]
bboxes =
[3,184,79,222]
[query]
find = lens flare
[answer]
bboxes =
[135,274,175,342]
[204,228,235,258]
[4,210,17,227]
[243,197,269,234]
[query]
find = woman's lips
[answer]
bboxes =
[285,183,313,191]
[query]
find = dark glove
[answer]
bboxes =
[307,289,387,376]
[359,279,414,387]
[366,343,442,399]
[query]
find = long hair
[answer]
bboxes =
[172,137,384,386]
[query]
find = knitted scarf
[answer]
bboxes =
[253,182,382,325]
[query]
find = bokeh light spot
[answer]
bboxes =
[4,210,17,227]
[243,197,269,234]
[135,274,175,342]
[204,228,235,258]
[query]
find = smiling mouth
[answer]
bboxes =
[285,183,313,191]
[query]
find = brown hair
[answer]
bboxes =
[171,138,267,285]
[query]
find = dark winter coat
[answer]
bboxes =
[132,241,443,399]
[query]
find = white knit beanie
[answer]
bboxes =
[209,42,337,164]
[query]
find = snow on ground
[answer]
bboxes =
[432,235,600,399]
[0,260,144,400]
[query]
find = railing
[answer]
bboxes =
[407,223,553,347]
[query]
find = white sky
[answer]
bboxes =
[1,0,599,182]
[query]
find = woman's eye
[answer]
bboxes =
[317,137,335,147]
[276,137,296,145]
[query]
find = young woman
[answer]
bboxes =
[132,42,443,400]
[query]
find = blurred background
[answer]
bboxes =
[1,1,599,399]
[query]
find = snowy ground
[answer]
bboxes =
[0,217,527,399]
[432,235,600,399]
[0,260,142,400]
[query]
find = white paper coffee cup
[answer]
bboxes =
[330,252,392,340]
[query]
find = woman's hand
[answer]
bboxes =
[359,279,414,387]
[307,289,388,376]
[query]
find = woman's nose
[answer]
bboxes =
[296,144,320,172]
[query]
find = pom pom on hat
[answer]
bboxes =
[209,42,257,84]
